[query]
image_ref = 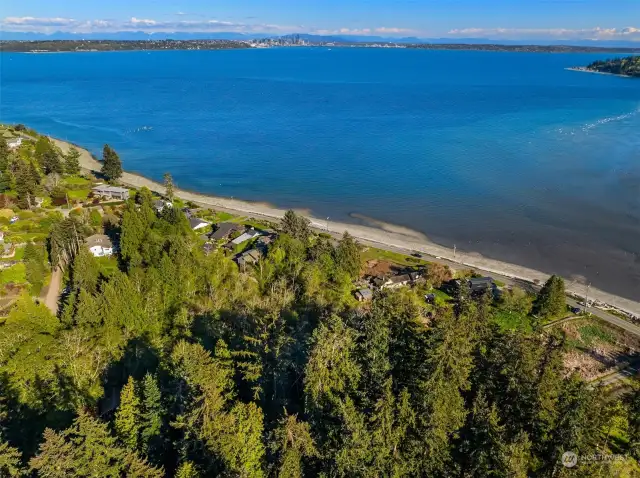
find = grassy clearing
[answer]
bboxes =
[67,189,91,200]
[0,263,26,285]
[64,176,92,186]
[492,310,533,333]
[361,247,429,267]
[577,323,615,347]
[558,317,620,350]
[96,256,119,277]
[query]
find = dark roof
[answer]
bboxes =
[469,277,494,291]
[210,222,241,240]
[390,274,411,284]
[189,217,209,228]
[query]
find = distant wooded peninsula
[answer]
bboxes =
[2,39,640,54]
[584,56,640,77]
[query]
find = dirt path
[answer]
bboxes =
[43,267,62,314]
[49,137,640,318]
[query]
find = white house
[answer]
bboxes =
[92,185,130,200]
[86,234,113,257]
[7,137,22,150]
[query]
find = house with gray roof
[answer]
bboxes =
[92,185,130,201]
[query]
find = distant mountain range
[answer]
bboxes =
[1,30,639,48]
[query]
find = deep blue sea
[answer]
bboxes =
[1,48,639,299]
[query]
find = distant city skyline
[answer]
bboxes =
[1,0,638,42]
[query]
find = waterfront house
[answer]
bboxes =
[355,288,373,301]
[153,199,172,213]
[469,277,495,294]
[86,234,113,257]
[443,277,496,297]
[92,185,130,201]
[7,137,22,149]
[210,222,243,241]
[189,217,210,231]
[230,228,262,246]
[236,249,262,269]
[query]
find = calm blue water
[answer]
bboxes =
[2,48,640,299]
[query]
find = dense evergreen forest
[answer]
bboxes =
[0,129,639,477]
[586,56,640,77]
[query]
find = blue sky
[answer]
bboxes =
[2,0,639,40]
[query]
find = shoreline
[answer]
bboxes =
[565,67,633,78]
[50,137,640,317]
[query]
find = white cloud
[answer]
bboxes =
[314,26,413,36]
[129,17,157,27]
[0,16,299,33]
[3,16,77,26]
[447,26,640,41]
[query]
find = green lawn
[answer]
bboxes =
[492,310,533,333]
[361,246,430,267]
[67,189,91,200]
[64,176,92,186]
[0,263,26,285]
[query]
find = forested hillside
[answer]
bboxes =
[0,128,639,477]
[586,56,640,77]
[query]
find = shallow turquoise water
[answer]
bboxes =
[1,48,639,298]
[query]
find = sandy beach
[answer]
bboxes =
[565,67,633,78]
[52,138,640,317]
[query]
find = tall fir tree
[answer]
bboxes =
[163,172,175,202]
[532,275,566,321]
[65,146,82,175]
[41,148,63,175]
[115,376,141,451]
[140,373,163,461]
[0,137,10,175]
[101,144,123,182]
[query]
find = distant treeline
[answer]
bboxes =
[405,43,640,53]
[0,39,252,53]
[586,56,640,77]
[3,39,640,54]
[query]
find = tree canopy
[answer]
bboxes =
[101,144,123,182]
[0,190,636,477]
